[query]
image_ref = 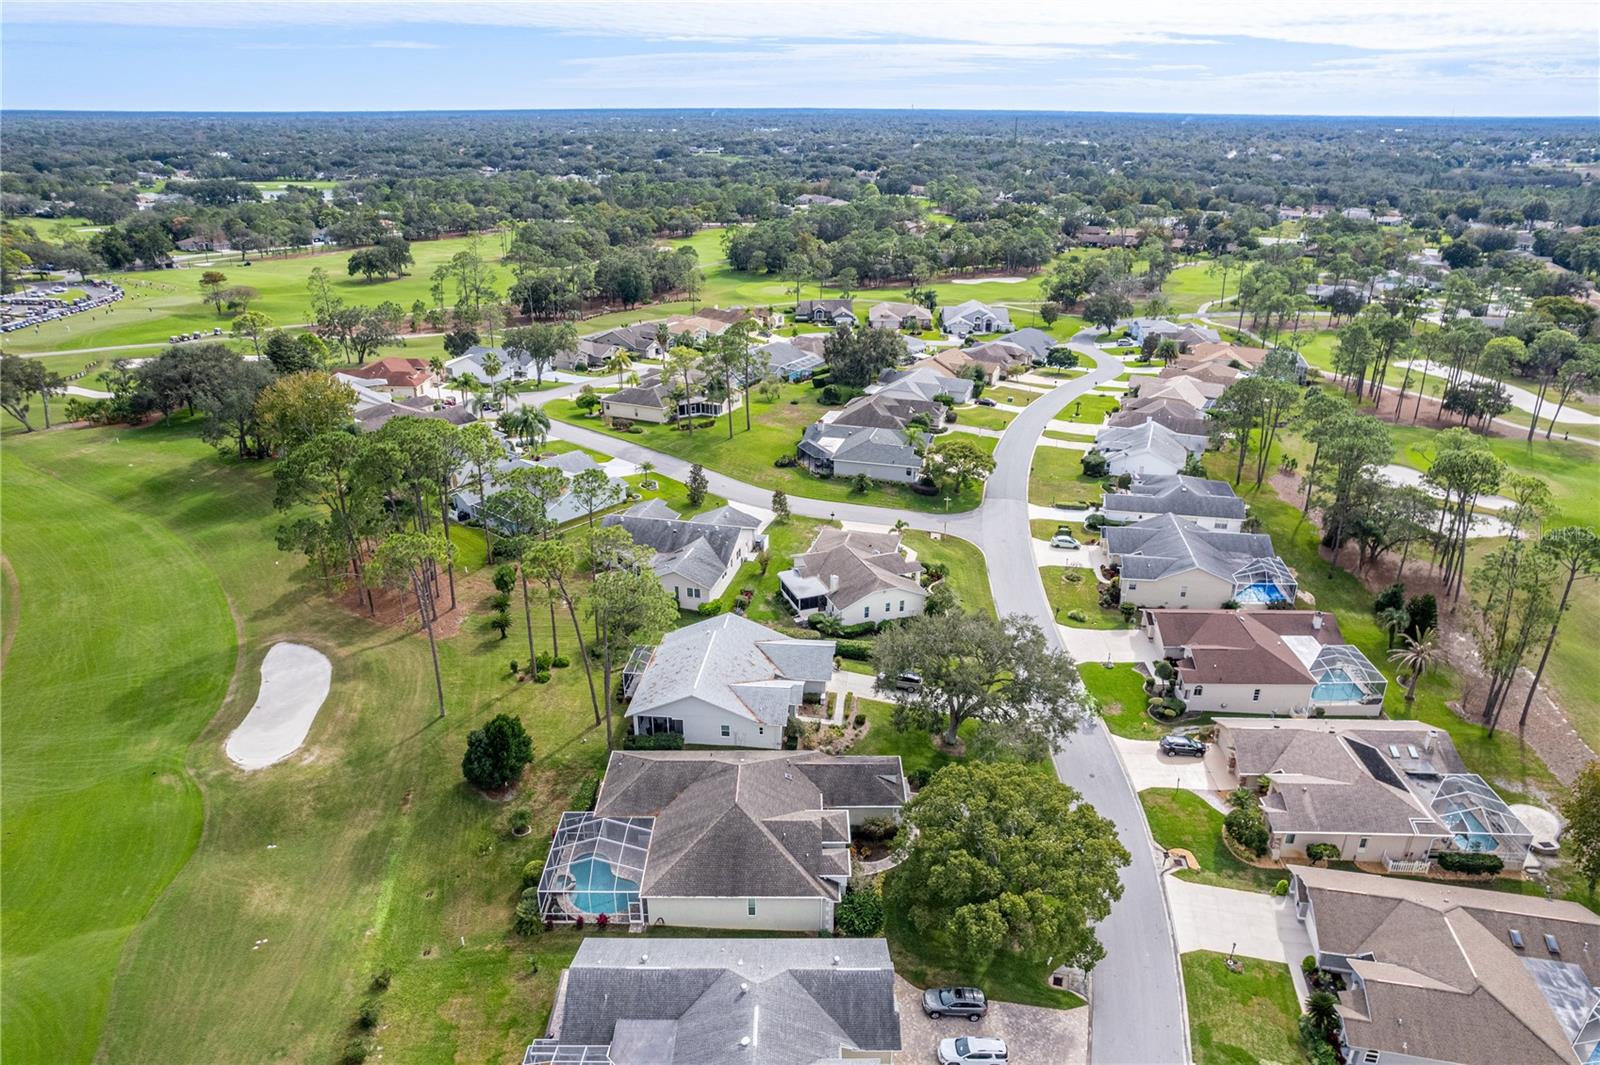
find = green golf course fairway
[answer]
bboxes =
[0,441,236,1063]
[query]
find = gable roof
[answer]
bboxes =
[800,423,921,470]
[827,392,944,431]
[1294,865,1600,1065]
[1130,376,1225,408]
[1003,327,1059,360]
[939,299,1012,331]
[868,300,932,326]
[1104,513,1282,583]
[874,367,974,405]
[531,936,902,1065]
[1105,397,1210,437]
[1094,420,1209,467]
[601,501,761,588]
[1103,474,1246,521]
[1150,609,1346,686]
[345,356,432,389]
[1183,341,1269,370]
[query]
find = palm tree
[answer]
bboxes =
[1305,991,1341,1040]
[525,406,551,454]
[492,378,518,413]
[638,460,655,485]
[607,350,633,387]
[1388,627,1441,705]
[1377,606,1410,649]
[455,371,481,407]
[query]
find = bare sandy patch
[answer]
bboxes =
[225,642,332,770]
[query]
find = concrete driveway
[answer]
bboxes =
[1033,540,1094,568]
[893,976,1088,1065]
[1056,625,1158,665]
[1166,877,1314,1003]
[1110,735,1221,803]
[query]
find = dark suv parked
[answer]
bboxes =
[1159,735,1206,758]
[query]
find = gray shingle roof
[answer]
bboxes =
[1102,474,1246,521]
[594,750,903,900]
[626,615,835,727]
[1104,513,1281,582]
[800,423,921,470]
[874,367,973,405]
[1094,420,1209,469]
[601,502,760,589]
[783,528,923,611]
[534,937,901,1065]
[1105,398,1211,437]
[1003,327,1058,361]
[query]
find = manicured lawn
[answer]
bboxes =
[983,386,1038,407]
[848,698,973,779]
[714,516,831,623]
[1050,393,1122,425]
[2,416,617,1063]
[1028,447,1102,507]
[545,386,985,513]
[951,405,1015,431]
[1160,261,1231,314]
[1138,789,1285,893]
[1182,951,1303,1065]
[1041,567,1126,629]
[904,530,995,617]
[1078,664,1168,740]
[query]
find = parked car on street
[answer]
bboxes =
[1159,735,1206,758]
[922,986,988,1021]
[938,1036,1008,1064]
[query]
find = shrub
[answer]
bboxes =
[1298,1016,1343,1065]
[551,655,570,669]
[1373,582,1406,615]
[1084,513,1106,531]
[462,713,534,791]
[1154,661,1175,681]
[1301,955,1318,976]
[1225,803,1271,857]
[1437,852,1504,875]
[341,1037,372,1065]
[697,600,724,616]
[857,815,899,842]
[534,670,551,683]
[513,886,543,935]
[510,808,532,834]
[357,1000,381,1030]
[1119,603,1136,622]
[509,660,519,676]
[1080,450,1109,478]
[522,858,544,889]
[853,712,866,727]
[907,767,935,789]
[1306,843,1340,866]
[1066,609,1087,622]
[572,774,600,811]
[1165,696,1186,714]
[835,639,873,662]
[1221,598,1240,610]
[1275,879,1290,896]
[493,564,518,595]
[850,472,871,495]
[773,452,798,468]
[834,884,885,936]
[488,591,512,611]
[624,731,685,751]
[536,651,553,670]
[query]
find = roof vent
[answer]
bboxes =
[739,981,749,993]
[1509,930,1524,949]
[740,1036,751,1048]
[1547,934,1561,955]
[640,953,649,963]
[832,955,841,966]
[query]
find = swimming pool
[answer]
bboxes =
[1448,809,1497,853]
[1235,582,1290,605]
[1312,668,1365,703]
[567,855,640,916]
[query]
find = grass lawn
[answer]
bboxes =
[1160,262,1230,314]
[2,416,619,1063]
[1041,567,1126,629]
[1138,789,1286,893]
[1182,951,1303,1065]
[951,405,1016,431]
[982,386,1038,407]
[883,898,1084,1012]
[1051,393,1122,425]
[1078,664,1169,740]
[848,698,973,779]
[904,530,996,618]
[544,385,985,513]
[1028,447,1102,507]
[714,516,831,623]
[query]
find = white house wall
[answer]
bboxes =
[832,458,922,483]
[1105,451,1185,479]
[1184,681,1383,717]
[1273,830,1436,863]
[1120,571,1233,609]
[630,695,781,749]
[834,587,927,626]
[602,400,670,424]
[646,895,831,932]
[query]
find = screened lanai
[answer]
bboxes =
[1429,773,1534,862]
[1231,557,1298,605]
[537,811,653,924]
[1308,643,1387,706]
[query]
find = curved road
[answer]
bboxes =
[534,334,1189,1064]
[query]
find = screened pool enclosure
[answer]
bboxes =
[537,811,653,925]
[1429,773,1533,862]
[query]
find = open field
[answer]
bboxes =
[1160,263,1230,314]
[1182,951,1303,1065]
[1,416,618,1063]
[544,383,986,513]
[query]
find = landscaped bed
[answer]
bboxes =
[1138,788,1285,893]
[1078,664,1169,740]
[1040,567,1127,629]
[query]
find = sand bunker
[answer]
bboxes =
[225,643,332,770]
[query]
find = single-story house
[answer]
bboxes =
[826,392,946,433]
[1105,397,1211,438]
[797,424,923,484]
[344,356,434,398]
[445,345,527,384]
[912,342,1023,385]
[620,616,837,747]
[1104,513,1295,609]
[868,300,933,331]
[1145,609,1385,717]
[1002,326,1061,364]
[1093,420,1209,478]
[353,399,476,432]
[786,333,828,358]
[452,450,628,530]
[588,322,666,360]
[1126,375,1224,410]
[779,528,926,624]
[1181,342,1269,371]
[793,193,848,207]
[757,338,826,381]
[536,749,904,935]
[665,313,734,341]
[1101,474,1246,531]
[600,368,742,424]
[1123,318,1222,349]
[872,366,975,405]
[602,500,766,608]
[794,298,856,326]
[523,937,903,1064]
[554,336,625,372]
[1217,718,1530,865]
[1291,865,1595,1065]
[1159,361,1239,387]
[939,299,1012,337]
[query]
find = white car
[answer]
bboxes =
[937,1036,1009,1064]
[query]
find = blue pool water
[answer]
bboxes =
[568,856,639,916]
[1235,582,1290,605]
[1450,810,1496,853]
[1312,668,1364,703]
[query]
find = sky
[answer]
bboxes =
[2,0,1598,117]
